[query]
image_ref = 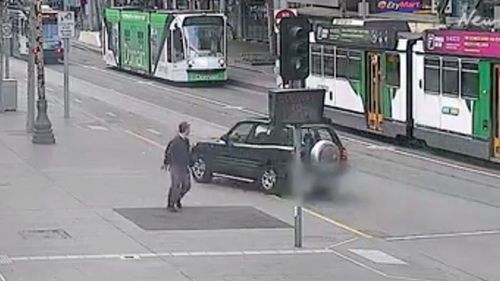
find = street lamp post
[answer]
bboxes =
[32,0,56,144]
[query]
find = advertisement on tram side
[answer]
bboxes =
[424,29,500,58]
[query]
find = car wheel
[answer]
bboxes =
[259,167,282,195]
[191,156,212,183]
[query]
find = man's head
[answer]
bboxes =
[179,121,191,137]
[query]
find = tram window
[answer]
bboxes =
[386,53,400,87]
[311,52,322,75]
[336,49,360,81]
[124,29,131,42]
[311,45,322,75]
[442,59,459,97]
[461,61,479,99]
[172,28,184,62]
[424,57,440,94]
[324,46,335,77]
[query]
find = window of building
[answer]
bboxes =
[442,59,459,97]
[385,53,400,87]
[461,60,479,99]
[424,57,440,94]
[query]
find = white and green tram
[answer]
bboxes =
[302,20,500,162]
[103,7,227,83]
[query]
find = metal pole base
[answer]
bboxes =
[32,99,55,144]
[294,205,302,248]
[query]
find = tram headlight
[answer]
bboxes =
[219,58,225,67]
[188,60,194,68]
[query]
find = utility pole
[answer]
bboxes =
[32,0,56,144]
[0,0,5,113]
[27,0,36,131]
[63,0,70,118]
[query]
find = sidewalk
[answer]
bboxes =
[0,59,379,281]
[74,34,277,91]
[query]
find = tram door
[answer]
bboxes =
[367,52,383,131]
[494,66,500,159]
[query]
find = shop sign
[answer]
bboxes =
[425,29,500,58]
[376,0,422,13]
[314,24,398,49]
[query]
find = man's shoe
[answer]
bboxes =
[176,200,182,209]
[167,206,178,213]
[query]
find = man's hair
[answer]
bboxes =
[179,121,190,133]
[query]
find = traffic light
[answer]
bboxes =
[279,16,311,82]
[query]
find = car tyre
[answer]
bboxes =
[191,156,212,183]
[259,167,284,195]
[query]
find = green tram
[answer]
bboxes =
[103,7,227,83]
[300,19,500,162]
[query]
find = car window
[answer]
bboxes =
[228,123,254,144]
[268,126,293,146]
[247,124,270,144]
[301,127,334,145]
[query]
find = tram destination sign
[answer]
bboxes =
[424,29,500,58]
[268,89,326,125]
[314,24,398,49]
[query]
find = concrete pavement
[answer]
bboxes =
[1,49,500,280]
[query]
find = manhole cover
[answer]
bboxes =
[19,229,71,240]
[114,206,291,231]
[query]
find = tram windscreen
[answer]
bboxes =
[42,15,61,50]
[183,16,224,57]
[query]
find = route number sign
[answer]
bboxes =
[274,8,297,32]
[58,11,75,39]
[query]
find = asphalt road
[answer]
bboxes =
[2,47,500,280]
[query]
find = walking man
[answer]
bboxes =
[162,122,192,212]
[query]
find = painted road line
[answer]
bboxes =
[77,63,264,117]
[105,112,117,118]
[328,237,359,249]
[87,125,109,131]
[330,249,436,281]
[349,249,407,265]
[343,135,500,180]
[0,272,7,281]
[124,130,163,149]
[385,229,500,242]
[146,128,162,136]
[303,208,372,239]
[5,248,335,263]
[73,98,83,104]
